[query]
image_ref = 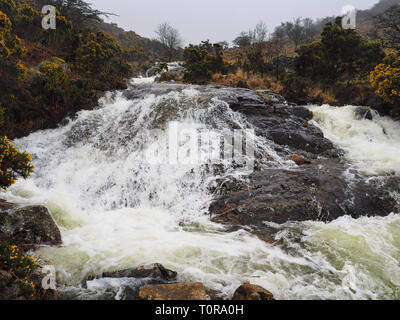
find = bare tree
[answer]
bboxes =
[155,23,183,61]
[302,18,318,41]
[272,18,309,48]
[286,18,306,48]
[252,21,269,44]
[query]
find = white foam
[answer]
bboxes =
[309,105,400,175]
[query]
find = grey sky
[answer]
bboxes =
[89,0,380,44]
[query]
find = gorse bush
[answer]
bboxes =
[39,57,68,106]
[0,136,34,189]
[183,41,234,84]
[0,0,16,17]
[75,32,133,87]
[239,44,274,76]
[0,243,38,298]
[371,52,400,114]
[0,0,135,139]
[0,243,37,278]
[0,10,27,86]
[295,18,385,84]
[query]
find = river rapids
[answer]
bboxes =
[1,78,400,300]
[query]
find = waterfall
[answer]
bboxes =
[2,84,400,300]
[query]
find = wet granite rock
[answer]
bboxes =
[102,263,177,282]
[0,201,61,248]
[289,155,311,165]
[196,87,400,238]
[79,263,179,300]
[210,159,400,236]
[232,283,274,300]
[355,106,373,120]
[138,282,207,300]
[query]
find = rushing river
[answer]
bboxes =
[1,80,400,300]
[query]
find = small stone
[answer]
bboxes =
[289,155,311,165]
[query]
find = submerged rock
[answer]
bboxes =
[0,201,61,249]
[289,154,311,165]
[232,283,274,301]
[355,106,373,120]
[80,263,179,300]
[138,283,207,300]
[102,263,177,282]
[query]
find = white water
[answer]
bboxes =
[132,61,183,85]
[309,105,400,175]
[130,76,156,85]
[2,91,400,299]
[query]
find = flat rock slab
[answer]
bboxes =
[138,283,207,300]
[210,159,400,236]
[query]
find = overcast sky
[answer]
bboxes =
[89,0,380,44]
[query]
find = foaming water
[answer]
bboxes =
[309,105,400,175]
[130,76,156,85]
[2,91,400,300]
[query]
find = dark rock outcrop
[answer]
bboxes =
[81,263,178,300]
[355,106,373,120]
[0,201,61,249]
[102,263,177,282]
[138,282,207,300]
[232,283,274,301]
[211,159,399,231]
[202,86,400,238]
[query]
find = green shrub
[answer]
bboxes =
[0,243,37,298]
[75,32,133,87]
[183,41,235,84]
[0,136,34,189]
[371,51,400,115]
[295,19,385,84]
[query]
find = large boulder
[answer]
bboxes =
[0,201,62,248]
[138,283,207,300]
[232,283,274,301]
[210,159,400,235]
